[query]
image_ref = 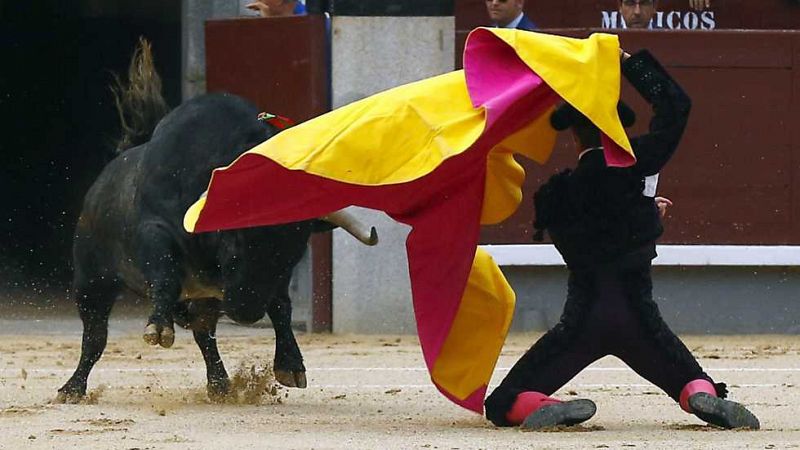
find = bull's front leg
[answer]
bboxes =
[137,223,183,348]
[267,280,306,388]
[182,299,230,400]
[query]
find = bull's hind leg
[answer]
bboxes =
[182,299,230,401]
[268,277,306,388]
[56,280,117,403]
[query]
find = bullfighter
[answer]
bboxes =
[484,49,761,431]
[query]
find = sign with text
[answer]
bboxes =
[601,9,716,29]
[456,0,799,31]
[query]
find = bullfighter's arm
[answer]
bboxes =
[623,50,692,176]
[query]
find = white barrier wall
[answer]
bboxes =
[181,0,240,100]
[330,16,454,333]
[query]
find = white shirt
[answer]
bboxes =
[643,174,659,198]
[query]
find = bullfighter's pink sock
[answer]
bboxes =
[679,379,717,413]
[506,391,562,425]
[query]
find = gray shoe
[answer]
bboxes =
[688,393,760,430]
[520,399,597,430]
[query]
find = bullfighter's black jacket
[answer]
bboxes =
[532,50,691,271]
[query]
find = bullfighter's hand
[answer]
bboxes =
[655,196,673,218]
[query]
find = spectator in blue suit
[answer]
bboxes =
[486,0,536,31]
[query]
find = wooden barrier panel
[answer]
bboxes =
[205,15,328,122]
[477,30,800,246]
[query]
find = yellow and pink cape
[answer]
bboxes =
[184,28,635,413]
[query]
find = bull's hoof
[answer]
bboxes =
[207,378,231,403]
[55,387,85,404]
[160,327,175,347]
[143,323,175,348]
[274,369,307,388]
[143,323,159,345]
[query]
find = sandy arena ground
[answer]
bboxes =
[0,310,798,449]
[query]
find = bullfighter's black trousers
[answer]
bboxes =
[485,263,726,427]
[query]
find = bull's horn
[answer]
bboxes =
[322,210,379,246]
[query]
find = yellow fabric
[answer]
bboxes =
[430,248,516,399]
[247,70,485,186]
[489,29,632,153]
[185,30,632,235]
[480,105,558,225]
[184,196,206,233]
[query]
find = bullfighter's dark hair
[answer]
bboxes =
[111,37,170,152]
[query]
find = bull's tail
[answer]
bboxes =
[112,37,170,152]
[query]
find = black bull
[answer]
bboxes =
[57,45,373,402]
